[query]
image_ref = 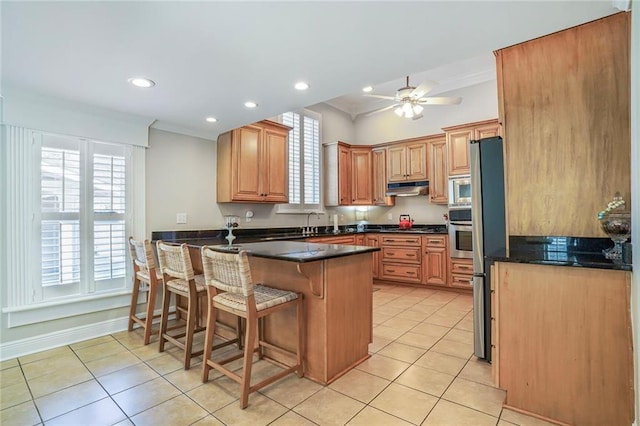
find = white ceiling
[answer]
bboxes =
[1,1,619,141]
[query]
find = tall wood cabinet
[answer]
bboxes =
[387,140,428,182]
[217,120,290,203]
[443,119,500,176]
[427,135,447,204]
[324,142,373,206]
[496,12,630,237]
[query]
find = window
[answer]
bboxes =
[38,135,129,300]
[278,110,322,212]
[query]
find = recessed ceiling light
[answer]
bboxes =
[206,117,217,123]
[294,81,310,91]
[128,77,156,88]
[244,101,258,108]
[362,86,373,93]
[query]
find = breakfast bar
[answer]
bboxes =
[187,240,379,385]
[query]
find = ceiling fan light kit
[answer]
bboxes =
[364,75,462,120]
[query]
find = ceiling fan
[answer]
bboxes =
[364,76,462,120]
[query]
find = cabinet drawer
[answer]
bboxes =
[381,247,421,264]
[380,235,421,246]
[423,235,447,248]
[380,263,422,283]
[450,273,473,288]
[307,236,355,245]
[451,258,474,274]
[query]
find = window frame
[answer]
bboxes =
[1,127,141,327]
[276,109,324,214]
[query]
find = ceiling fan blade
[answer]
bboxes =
[417,96,463,105]
[363,94,398,100]
[410,80,438,99]
[412,113,424,121]
[363,103,399,117]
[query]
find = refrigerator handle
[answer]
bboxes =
[470,142,484,273]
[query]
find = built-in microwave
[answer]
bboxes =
[448,175,471,208]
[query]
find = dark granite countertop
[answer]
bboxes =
[487,236,632,271]
[195,240,379,263]
[152,224,447,246]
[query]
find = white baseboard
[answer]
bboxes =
[0,307,169,361]
[0,316,129,361]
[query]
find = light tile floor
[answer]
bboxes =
[0,284,555,426]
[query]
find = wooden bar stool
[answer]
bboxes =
[200,246,303,409]
[156,240,209,370]
[128,237,162,345]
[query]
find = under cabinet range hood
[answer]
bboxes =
[386,181,429,197]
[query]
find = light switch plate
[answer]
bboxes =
[387,213,393,220]
[176,213,187,224]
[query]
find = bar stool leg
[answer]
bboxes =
[159,284,171,353]
[240,318,257,409]
[183,286,198,370]
[128,276,141,332]
[142,279,157,345]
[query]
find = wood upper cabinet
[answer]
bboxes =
[217,120,290,203]
[350,147,373,205]
[387,140,428,182]
[427,135,448,204]
[496,12,630,238]
[325,142,374,206]
[371,148,395,206]
[444,119,499,176]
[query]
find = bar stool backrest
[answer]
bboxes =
[201,248,254,297]
[156,241,195,282]
[129,238,156,274]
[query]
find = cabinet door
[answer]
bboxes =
[428,137,448,204]
[474,121,501,140]
[364,235,379,279]
[372,148,394,206]
[350,148,372,205]
[387,145,406,182]
[447,128,473,176]
[425,247,448,286]
[261,128,288,202]
[338,145,351,205]
[405,142,428,181]
[233,125,263,201]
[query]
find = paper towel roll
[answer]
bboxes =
[333,214,339,231]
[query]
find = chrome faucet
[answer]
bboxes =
[304,212,320,235]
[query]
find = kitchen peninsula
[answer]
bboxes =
[185,240,378,385]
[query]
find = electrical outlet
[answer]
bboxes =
[176,213,187,224]
[387,213,393,220]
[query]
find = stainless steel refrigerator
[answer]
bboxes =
[470,136,507,361]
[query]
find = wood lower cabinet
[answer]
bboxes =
[443,119,500,176]
[364,234,379,278]
[422,235,448,286]
[492,261,634,426]
[449,257,473,289]
[372,148,394,206]
[217,120,290,203]
[427,135,447,204]
[387,140,428,183]
[379,234,422,283]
